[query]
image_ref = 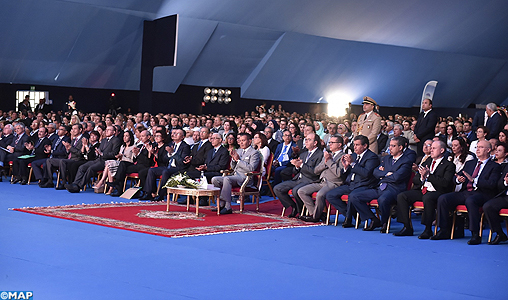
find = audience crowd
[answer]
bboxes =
[2,97,508,245]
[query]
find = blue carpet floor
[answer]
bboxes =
[1,180,507,299]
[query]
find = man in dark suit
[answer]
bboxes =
[0,123,30,169]
[110,130,154,197]
[264,126,279,154]
[393,140,455,238]
[34,97,50,115]
[461,121,476,142]
[40,124,84,188]
[348,136,414,232]
[298,135,344,222]
[272,130,295,185]
[433,140,501,244]
[18,95,32,112]
[482,163,508,244]
[326,135,380,227]
[11,126,52,184]
[0,124,14,151]
[413,98,438,157]
[471,110,485,131]
[485,103,504,140]
[65,126,122,193]
[140,129,191,201]
[185,127,213,177]
[377,132,388,155]
[33,125,71,184]
[187,133,228,181]
[274,133,323,218]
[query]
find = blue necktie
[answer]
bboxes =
[278,145,287,161]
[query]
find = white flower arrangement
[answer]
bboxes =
[163,172,200,189]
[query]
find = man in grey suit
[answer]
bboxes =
[298,135,345,222]
[212,133,261,215]
[274,133,324,218]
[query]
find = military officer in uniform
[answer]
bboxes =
[357,96,382,153]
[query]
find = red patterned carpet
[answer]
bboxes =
[13,200,320,238]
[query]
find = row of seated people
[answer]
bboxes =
[272,133,508,245]
[3,120,508,245]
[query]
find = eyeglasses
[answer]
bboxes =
[328,141,340,144]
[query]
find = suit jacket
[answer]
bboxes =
[98,136,122,161]
[154,144,170,167]
[464,131,477,142]
[31,137,52,160]
[133,144,153,168]
[411,157,455,193]
[9,133,31,156]
[67,136,85,161]
[205,146,230,172]
[495,163,508,197]
[267,139,279,154]
[273,141,296,166]
[34,104,50,115]
[291,148,323,182]
[167,141,191,169]
[472,110,485,130]
[0,134,14,148]
[486,112,504,140]
[51,136,71,159]
[373,154,413,192]
[190,140,213,168]
[344,149,380,189]
[84,142,99,161]
[414,109,438,142]
[231,146,262,183]
[457,158,501,197]
[314,151,344,186]
[357,112,382,153]
[377,133,388,155]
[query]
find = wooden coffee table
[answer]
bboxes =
[166,186,221,216]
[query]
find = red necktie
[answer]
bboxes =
[422,160,436,194]
[467,161,482,191]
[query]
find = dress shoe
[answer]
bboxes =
[65,183,81,193]
[300,215,320,223]
[211,206,225,212]
[219,207,233,215]
[430,229,450,240]
[418,229,433,239]
[342,218,355,228]
[139,193,153,201]
[393,226,413,236]
[41,181,54,188]
[110,189,122,197]
[39,178,48,187]
[488,232,508,245]
[467,232,482,245]
[380,223,388,233]
[363,218,382,231]
[152,195,165,202]
[55,185,66,190]
[288,207,299,218]
[11,177,21,184]
[20,179,28,185]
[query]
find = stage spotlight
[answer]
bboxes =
[204,87,211,94]
[218,97,224,104]
[211,95,218,103]
[211,88,218,95]
[224,97,231,104]
[218,89,225,96]
[203,95,211,102]
[225,89,231,96]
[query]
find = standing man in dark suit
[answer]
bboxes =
[413,98,438,157]
[273,133,323,218]
[348,136,415,232]
[298,135,344,222]
[65,126,122,193]
[432,140,501,244]
[325,135,380,227]
[393,140,455,238]
[34,97,50,115]
[485,103,504,140]
[140,129,191,201]
[482,163,508,244]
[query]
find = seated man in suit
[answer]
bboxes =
[273,133,323,218]
[185,127,213,178]
[272,130,295,186]
[394,140,455,238]
[433,140,501,244]
[65,126,122,193]
[483,163,508,244]
[11,126,52,184]
[298,135,344,222]
[187,133,230,182]
[33,125,71,184]
[348,136,414,232]
[140,128,191,201]
[212,133,261,215]
[264,126,279,154]
[326,135,380,227]
[40,123,84,188]
[0,123,31,170]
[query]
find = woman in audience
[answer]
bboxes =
[253,132,270,176]
[494,143,508,164]
[445,124,457,149]
[498,129,508,144]
[93,130,135,194]
[224,132,238,152]
[450,136,475,191]
[469,125,489,153]
[314,120,325,139]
